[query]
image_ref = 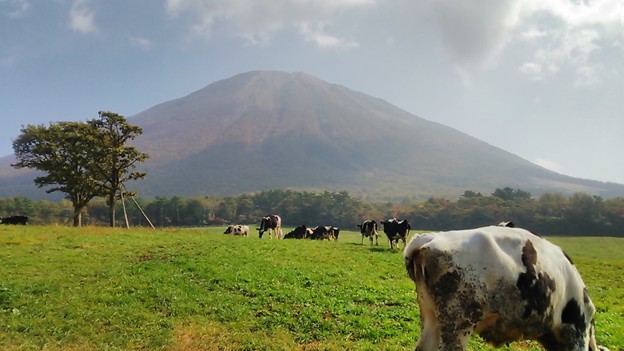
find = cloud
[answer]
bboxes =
[129,36,153,51]
[164,0,374,48]
[68,0,97,34]
[518,0,620,85]
[299,22,359,49]
[427,0,522,68]
[424,0,619,85]
[534,158,563,173]
[1,0,31,17]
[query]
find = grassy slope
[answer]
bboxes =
[0,226,622,351]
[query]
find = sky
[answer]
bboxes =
[1,0,622,184]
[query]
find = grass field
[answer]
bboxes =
[1,225,622,351]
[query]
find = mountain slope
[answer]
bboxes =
[1,71,623,200]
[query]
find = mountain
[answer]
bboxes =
[1,70,623,200]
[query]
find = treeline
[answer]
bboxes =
[2,187,623,236]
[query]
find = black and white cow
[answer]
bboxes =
[380,218,410,249]
[308,226,337,240]
[357,220,379,246]
[0,215,28,225]
[328,226,340,241]
[403,225,608,351]
[223,224,249,236]
[284,225,308,239]
[257,215,282,239]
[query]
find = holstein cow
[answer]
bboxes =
[223,224,249,236]
[257,215,282,239]
[403,225,608,351]
[357,219,379,246]
[0,215,28,225]
[308,226,336,240]
[328,226,340,241]
[380,218,410,249]
[284,225,308,239]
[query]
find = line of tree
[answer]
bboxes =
[11,111,148,227]
[2,188,623,236]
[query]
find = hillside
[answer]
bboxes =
[1,70,623,200]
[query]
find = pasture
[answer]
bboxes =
[1,225,622,350]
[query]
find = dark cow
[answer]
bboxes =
[380,218,410,249]
[308,226,336,240]
[284,225,308,239]
[498,221,516,228]
[257,214,282,239]
[0,215,28,225]
[357,220,379,246]
[328,226,340,241]
[223,224,249,236]
[403,225,608,351]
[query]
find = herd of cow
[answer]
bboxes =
[223,214,412,249]
[223,216,609,351]
[0,215,28,225]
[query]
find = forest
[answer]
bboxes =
[1,187,623,237]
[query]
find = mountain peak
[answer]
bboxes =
[2,71,623,200]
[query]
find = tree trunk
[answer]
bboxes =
[72,207,82,227]
[108,193,116,228]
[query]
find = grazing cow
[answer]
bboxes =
[223,224,249,236]
[357,220,379,246]
[284,225,308,239]
[498,221,515,228]
[328,226,340,241]
[403,225,608,351]
[308,226,335,240]
[257,215,282,239]
[380,218,410,249]
[0,215,28,225]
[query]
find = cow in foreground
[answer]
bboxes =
[357,220,379,246]
[0,215,28,225]
[223,224,249,236]
[381,218,410,249]
[257,215,282,239]
[403,225,608,351]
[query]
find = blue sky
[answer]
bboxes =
[2,0,622,184]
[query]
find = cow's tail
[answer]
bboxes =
[403,233,435,282]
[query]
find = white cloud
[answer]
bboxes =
[299,22,359,49]
[519,62,544,81]
[534,158,563,173]
[164,0,373,48]
[422,0,619,85]
[129,36,153,51]
[516,0,619,85]
[69,0,97,34]
[1,0,31,17]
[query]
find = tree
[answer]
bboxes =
[89,111,149,227]
[12,113,148,227]
[12,122,103,226]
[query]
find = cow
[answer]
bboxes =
[380,218,410,249]
[328,226,340,241]
[284,225,308,239]
[403,225,608,351]
[0,215,28,225]
[357,220,379,246]
[498,221,515,228]
[257,215,282,239]
[308,226,335,240]
[223,224,249,236]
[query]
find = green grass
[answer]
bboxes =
[0,226,622,350]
